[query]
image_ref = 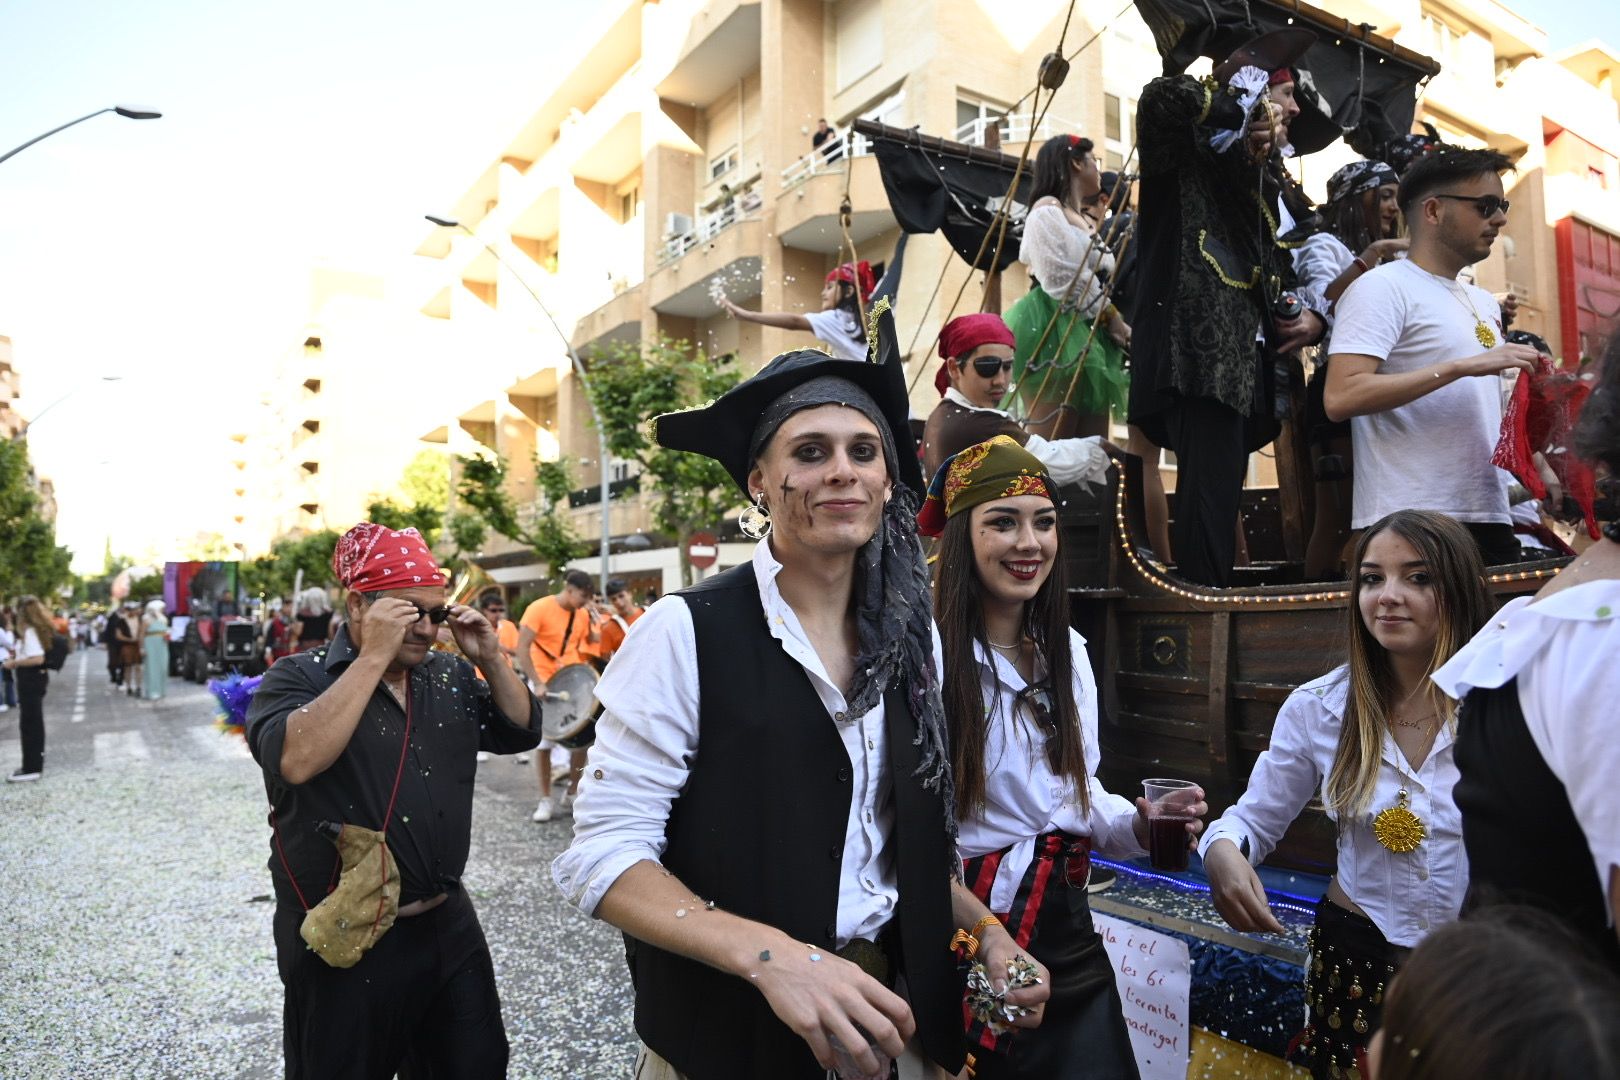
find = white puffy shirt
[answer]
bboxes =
[1020,203,1115,320]
[939,388,1113,490]
[953,629,1145,913]
[1198,667,1466,948]
[552,540,901,947]
[1432,579,1620,918]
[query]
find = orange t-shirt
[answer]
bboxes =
[593,608,644,663]
[519,595,589,685]
[474,619,523,682]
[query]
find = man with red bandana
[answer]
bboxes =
[245,522,540,1078]
[921,312,1114,487]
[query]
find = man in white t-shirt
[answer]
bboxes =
[1325,147,1539,564]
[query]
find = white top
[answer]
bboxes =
[940,388,1112,489]
[953,629,1145,912]
[1291,232,1354,335]
[1198,667,1466,947]
[1020,203,1114,320]
[553,539,903,946]
[1330,259,1509,529]
[0,627,13,662]
[802,308,868,362]
[1431,579,1620,917]
[17,628,45,663]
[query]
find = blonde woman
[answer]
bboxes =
[294,586,332,652]
[3,597,57,781]
[1199,510,1493,1078]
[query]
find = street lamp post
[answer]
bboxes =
[0,106,161,167]
[425,215,613,583]
[12,376,124,443]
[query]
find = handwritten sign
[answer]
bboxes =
[1092,912,1191,1080]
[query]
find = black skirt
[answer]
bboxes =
[1293,898,1410,1080]
[964,833,1140,1080]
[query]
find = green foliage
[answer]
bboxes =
[239,529,341,600]
[399,449,450,512]
[365,498,442,543]
[582,335,746,583]
[445,511,487,555]
[126,571,164,603]
[454,452,585,577]
[0,440,74,601]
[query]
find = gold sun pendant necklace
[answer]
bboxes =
[1373,788,1426,853]
[1443,280,1497,348]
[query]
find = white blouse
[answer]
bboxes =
[1019,203,1115,321]
[802,308,868,362]
[552,540,902,948]
[1198,667,1467,947]
[953,629,1145,913]
[1432,578,1620,916]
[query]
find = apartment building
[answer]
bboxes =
[0,335,22,442]
[418,0,1116,589]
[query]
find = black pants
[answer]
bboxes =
[1,667,15,707]
[16,668,47,774]
[274,889,509,1080]
[1466,523,1524,566]
[1167,397,1267,588]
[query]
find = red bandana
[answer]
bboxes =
[1268,67,1295,87]
[826,261,876,304]
[934,313,1018,396]
[332,523,447,593]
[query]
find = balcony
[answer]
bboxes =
[656,175,763,266]
[776,153,895,255]
[573,280,645,353]
[952,112,1081,149]
[647,214,764,318]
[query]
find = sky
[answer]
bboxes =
[1,0,1616,575]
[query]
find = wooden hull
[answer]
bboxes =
[1064,459,1567,874]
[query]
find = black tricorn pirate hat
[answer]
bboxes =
[1212,27,1317,83]
[650,303,924,497]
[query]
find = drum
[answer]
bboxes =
[540,663,600,749]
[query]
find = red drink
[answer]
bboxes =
[1149,815,1192,871]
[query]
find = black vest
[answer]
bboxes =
[628,564,965,1079]
[1454,681,1620,970]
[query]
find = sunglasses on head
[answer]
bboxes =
[968,357,1015,379]
[1431,193,1509,218]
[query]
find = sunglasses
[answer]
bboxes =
[1431,193,1509,218]
[373,597,452,624]
[1015,679,1058,737]
[969,357,1015,378]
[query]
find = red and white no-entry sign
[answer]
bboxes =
[687,531,718,570]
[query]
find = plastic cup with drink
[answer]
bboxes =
[1142,778,1202,872]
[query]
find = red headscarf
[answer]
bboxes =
[332,523,447,593]
[1268,67,1295,87]
[933,312,1018,396]
[826,261,876,304]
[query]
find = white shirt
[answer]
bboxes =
[1330,259,1509,529]
[802,308,868,362]
[1432,579,1620,917]
[1020,203,1114,320]
[1291,231,1354,336]
[953,630,1145,913]
[553,540,901,946]
[16,628,45,663]
[940,388,1112,489]
[1198,667,1466,947]
[0,627,13,663]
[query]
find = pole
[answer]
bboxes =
[428,217,612,581]
[0,107,161,167]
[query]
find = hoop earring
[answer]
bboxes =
[738,492,772,540]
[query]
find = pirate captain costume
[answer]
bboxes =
[552,308,968,1079]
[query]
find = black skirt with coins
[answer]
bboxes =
[1292,897,1411,1080]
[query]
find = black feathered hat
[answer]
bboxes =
[649,302,925,496]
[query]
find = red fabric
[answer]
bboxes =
[934,313,1018,396]
[1491,359,1600,539]
[1268,66,1294,87]
[331,522,447,593]
[826,260,876,303]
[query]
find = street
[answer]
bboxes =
[0,648,638,1079]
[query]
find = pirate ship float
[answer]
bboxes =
[854,0,1570,873]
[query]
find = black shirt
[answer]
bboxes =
[246,626,540,909]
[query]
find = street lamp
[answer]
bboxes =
[425,215,613,581]
[13,376,123,443]
[0,106,162,167]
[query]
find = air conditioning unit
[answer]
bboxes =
[664,212,694,238]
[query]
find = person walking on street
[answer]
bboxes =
[244,523,540,1077]
[515,570,598,822]
[116,601,142,697]
[142,600,169,701]
[4,597,56,782]
[0,610,16,713]
[104,605,128,688]
[294,587,333,652]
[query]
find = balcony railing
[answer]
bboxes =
[953,113,1081,148]
[656,180,763,267]
[779,133,874,190]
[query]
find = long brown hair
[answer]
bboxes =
[1376,907,1620,1079]
[17,597,55,647]
[934,505,1088,821]
[1325,511,1492,817]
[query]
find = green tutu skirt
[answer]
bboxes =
[1004,287,1128,420]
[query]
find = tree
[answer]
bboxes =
[238,530,341,601]
[0,440,74,601]
[367,449,451,546]
[454,452,586,584]
[584,335,747,585]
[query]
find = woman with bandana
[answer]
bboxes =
[554,332,1046,1079]
[720,240,907,362]
[1201,510,1492,1078]
[1294,158,1409,578]
[921,436,1200,1078]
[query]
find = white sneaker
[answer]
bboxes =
[7,770,41,783]
[515,752,532,764]
[0,704,8,712]
[531,797,553,823]
[476,751,491,763]
[559,792,576,817]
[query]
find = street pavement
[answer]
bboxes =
[0,647,638,1079]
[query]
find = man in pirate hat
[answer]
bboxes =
[553,312,1047,1078]
[1129,28,1329,586]
[245,524,540,1078]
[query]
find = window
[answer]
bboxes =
[1102,92,1135,170]
[956,95,1006,143]
[1104,94,1121,143]
[709,149,737,182]
[618,185,641,223]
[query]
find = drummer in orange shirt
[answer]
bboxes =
[580,578,644,670]
[471,593,525,763]
[516,570,599,822]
